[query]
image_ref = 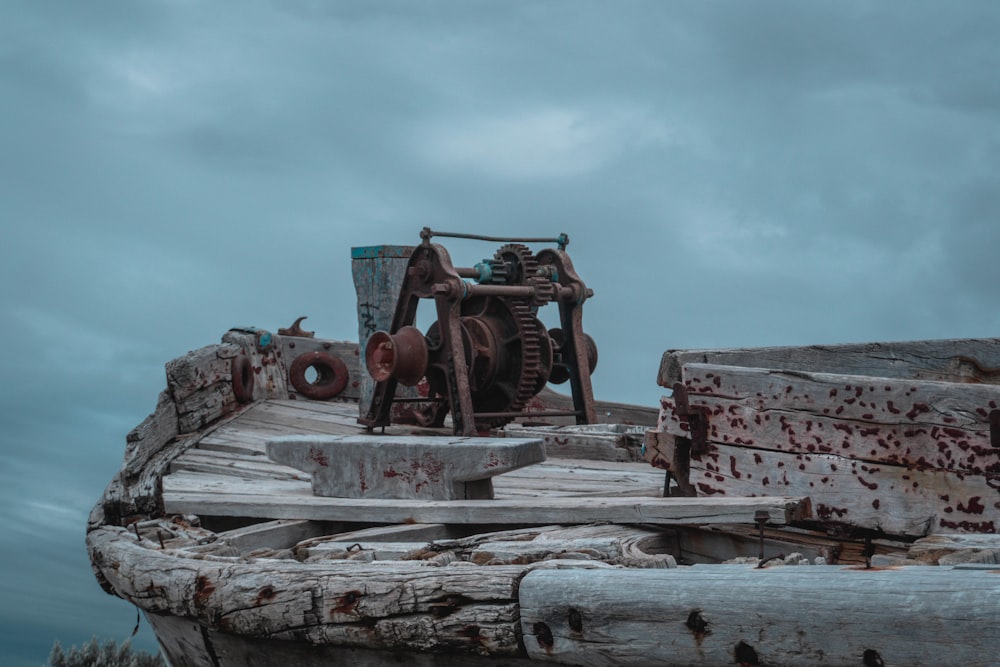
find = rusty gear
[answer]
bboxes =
[494,243,538,285]
[421,294,550,429]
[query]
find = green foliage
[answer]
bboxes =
[48,637,164,667]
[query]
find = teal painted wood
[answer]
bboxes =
[351,245,416,417]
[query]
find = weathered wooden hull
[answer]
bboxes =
[88,330,1000,665]
[89,519,1000,666]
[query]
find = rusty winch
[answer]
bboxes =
[359,228,598,436]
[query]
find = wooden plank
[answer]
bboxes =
[524,388,660,427]
[503,424,647,462]
[161,477,810,526]
[245,399,362,428]
[303,524,677,568]
[648,434,998,536]
[661,363,1000,475]
[171,450,309,481]
[313,523,459,545]
[215,519,333,552]
[670,525,909,566]
[658,337,1000,388]
[908,533,1000,564]
[519,565,1000,666]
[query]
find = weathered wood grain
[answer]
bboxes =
[646,432,999,535]
[222,329,289,402]
[664,363,1000,475]
[670,524,909,566]
[147,612,536,667]
[658,337,1000,388]
[303,525,676,569]
[520,565,1000,666]
[266,435,546,500]
[89,525,527,656]
[214,519,333,553]
[523,388,660,427]
[161,470,809,526]
[652,362,1000,535]
[908,533,1000,565]
[503,423,647,462]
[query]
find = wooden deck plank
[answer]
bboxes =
[161,470,808,526]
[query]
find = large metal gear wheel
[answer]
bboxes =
[423,294,551,429]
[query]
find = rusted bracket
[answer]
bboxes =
[672,383,711,457]
[278,316,315,338]
[991,410,1000,451]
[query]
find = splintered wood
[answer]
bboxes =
[650,339,1000,536]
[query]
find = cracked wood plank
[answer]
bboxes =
[88,526,526,657]
[647,434,998,535]
[520,565,1000,666]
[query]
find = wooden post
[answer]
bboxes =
[350,245,415,419]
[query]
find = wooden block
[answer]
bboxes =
[266,435,546,500]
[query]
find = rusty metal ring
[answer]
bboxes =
[289,351,349,400]
[231,354,255,404]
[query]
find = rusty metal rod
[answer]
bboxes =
[461,283,576,301]
[423,228,569,248]
[473,410,583,419]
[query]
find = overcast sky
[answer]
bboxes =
[3,1,1000,664]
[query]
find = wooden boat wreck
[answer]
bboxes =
[88,231,1000,666]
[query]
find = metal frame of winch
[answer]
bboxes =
[359,227,598,436]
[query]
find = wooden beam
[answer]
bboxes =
[162,476,809,526]
[662,363,1000,475]
[647,429,998,536]
[503,423,647,462]
[520,565,1000,666]
[652,363,1000,535]
[658,337,1000,388]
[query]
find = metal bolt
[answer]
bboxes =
[754,510,770,561]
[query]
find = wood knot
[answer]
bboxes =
[333,589,363,615]
[735,640,759,666]
[863,649,886,667]
[686,609,709,634]
[533,621,554,650]
[567,608,583,633]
